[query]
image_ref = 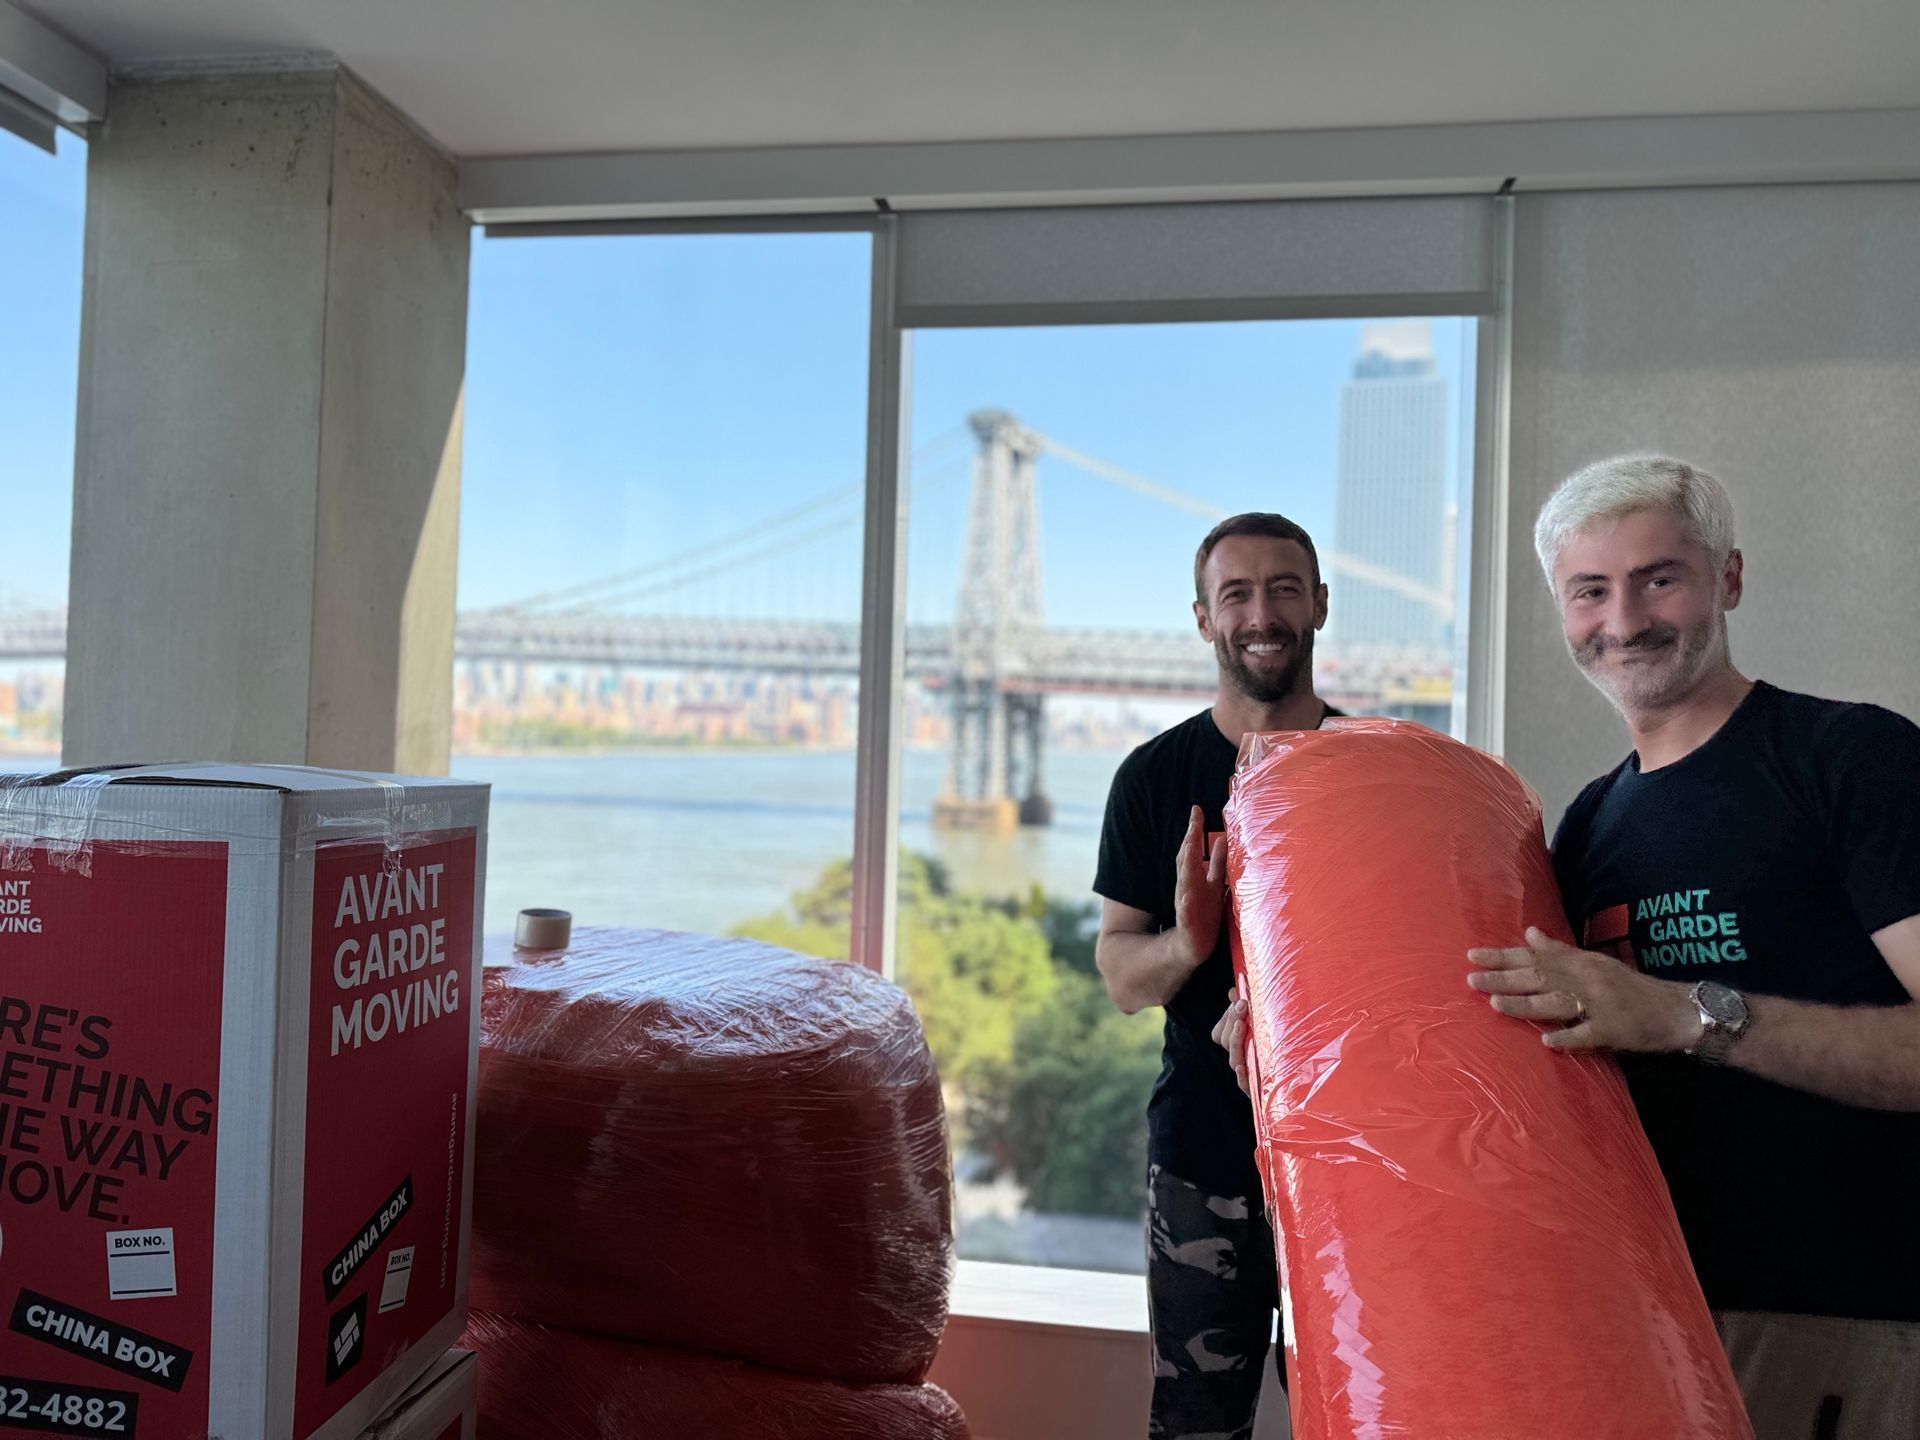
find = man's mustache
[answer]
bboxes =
[1578,622,1681,660]
[1228,626,1301,647]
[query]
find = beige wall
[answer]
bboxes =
[1501,181,1920,827]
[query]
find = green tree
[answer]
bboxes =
[1027,889,1101,981]
[732,851,1058,1093]
[735,854,1159,1220]
[967,972,1163,1218]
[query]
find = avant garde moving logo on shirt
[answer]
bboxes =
[1584,888,1749,969]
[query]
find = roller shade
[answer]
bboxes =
[895,195,1497,328]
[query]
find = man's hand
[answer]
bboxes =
[1093,807,1227,1015]
[1211,985,1253,1097]
[1467,927,1703,1053]
[1173,805,1228,970]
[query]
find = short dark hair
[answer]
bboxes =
[1193,513,1322,605]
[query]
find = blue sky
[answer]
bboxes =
[5,131,1473,634]
[1,133,85,609]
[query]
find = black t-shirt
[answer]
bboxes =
[1553,681,1920,1321]
[1095,705,1340,1198]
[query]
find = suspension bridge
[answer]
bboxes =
[0,411,1454,828]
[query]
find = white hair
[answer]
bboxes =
[1533,455,1736,586]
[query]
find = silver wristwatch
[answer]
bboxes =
[1684,981,1751,1065]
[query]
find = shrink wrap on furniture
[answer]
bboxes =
[472,928,953,1383]
[461,1312,970,1439]
[1225,720,1751,1440]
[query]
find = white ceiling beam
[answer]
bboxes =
[0,0,106,127]
[464,108,1920,225]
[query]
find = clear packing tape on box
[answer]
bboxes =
[0,764,453,877]
[1225,719,1752,1440]
[472,927,955,1385]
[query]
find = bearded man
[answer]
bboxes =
[1094,512,1340,1440]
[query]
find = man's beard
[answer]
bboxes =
[1216,623,1315,705]
[1572,607,1727,713]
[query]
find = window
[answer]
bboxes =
[455,230,874,947]
[458,200,1498,1286]
[0,128,85,773]
[896,316,1478,1272]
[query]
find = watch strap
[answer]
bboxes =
[1685,981,1749,1066]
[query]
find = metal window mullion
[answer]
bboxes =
[849,216,909,978]
[0,85,56,152]
[1465,193,1515,757]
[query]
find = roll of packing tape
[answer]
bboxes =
[515,908,573,950]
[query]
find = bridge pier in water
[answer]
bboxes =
[932,410,1056,833]
[1010,694,1054,827]
[932,687,1053,833]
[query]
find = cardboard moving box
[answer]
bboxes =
[361,1350,476,1439]
[0,764,488,1440]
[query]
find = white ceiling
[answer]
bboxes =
[19,0,1920,159]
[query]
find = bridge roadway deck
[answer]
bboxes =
[1,610,1449,701]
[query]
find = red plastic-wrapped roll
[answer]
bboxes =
[472,928,954,1384]
[461,1312,972,1439]
[1225,720,1751,1440]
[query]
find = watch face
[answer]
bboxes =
[1696,982,1747,1027]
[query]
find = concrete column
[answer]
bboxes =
[63,64,467,774]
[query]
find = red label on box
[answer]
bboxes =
[294,834,475,1436]
[0,843,228,1437]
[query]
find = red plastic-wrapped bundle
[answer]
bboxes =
[472,928,954,1384]
[461,1311,971,1440]
[1225,720,1751,1440]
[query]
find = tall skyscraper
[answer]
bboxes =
[1332,321,1449,650]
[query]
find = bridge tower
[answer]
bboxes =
[933,410,1055,832]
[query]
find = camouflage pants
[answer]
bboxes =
[1146,1164,1283,1440]
[1717,1310,1920,1440]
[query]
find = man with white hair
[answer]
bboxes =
[1467,455,1920,1436]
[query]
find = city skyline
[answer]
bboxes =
[1,660,1181,759]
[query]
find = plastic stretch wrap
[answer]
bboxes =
[1225,720,1751,1440]
[473,927,954,1384]
[462,1311,971,1439]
